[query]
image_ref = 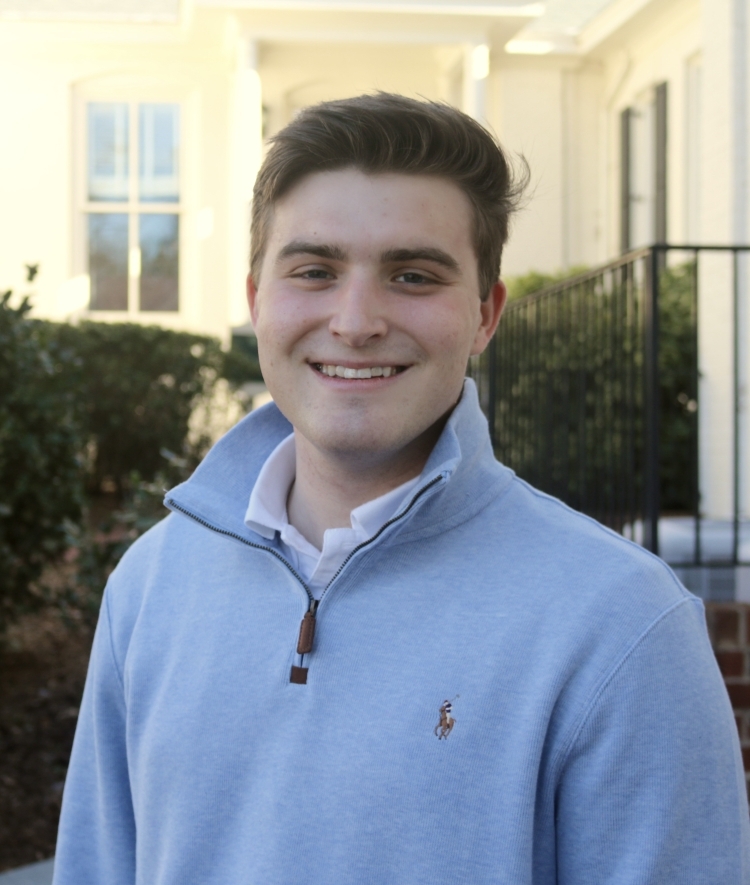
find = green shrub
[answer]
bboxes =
[37,322,225,494]
[225,333,263,385]
[657,261,698,512]
[1,295,257,634]
[474,260,699,522]
[505,266,589,302]
[0,292,83,634]
[60,450,192,628]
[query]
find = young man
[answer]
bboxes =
[55,94,749,884]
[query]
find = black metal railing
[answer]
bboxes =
[470,245,749,572]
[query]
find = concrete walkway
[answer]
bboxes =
[0,860,54,885]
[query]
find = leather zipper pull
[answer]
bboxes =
[296,609,316,655]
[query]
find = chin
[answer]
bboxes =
[313,426,413,463]
[320,430,396,457]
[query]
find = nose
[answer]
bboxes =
[328,272,388,347]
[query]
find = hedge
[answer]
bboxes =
[0,293,83,635]
[36,321,263,494]
[1,303,262,634]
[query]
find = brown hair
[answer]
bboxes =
[250,93,528,299]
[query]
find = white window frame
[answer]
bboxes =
[73,81,193,321]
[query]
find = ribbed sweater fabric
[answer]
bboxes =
[53,380,750,884]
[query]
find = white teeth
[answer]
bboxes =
[317,364,400,378]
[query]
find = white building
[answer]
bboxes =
[2,0,745,333]
[0,0,747,562]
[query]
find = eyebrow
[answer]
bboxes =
[380,247,460,273]
[276,241,347,263]
[275,241,460,273]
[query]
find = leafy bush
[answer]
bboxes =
[224,333,263,385]
[0,295,259,636]
[656,261,698,512]
[473,259,699,527]
[0,293,83,634]
[505,266,589,302]
[37,322,226,494]
[60,450,193,628]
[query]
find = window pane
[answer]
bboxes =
[88,103,129,202]
[88,213,128,310]
[139,104,179,203]
[139,214,178,311]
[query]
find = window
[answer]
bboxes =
[85,101,180,312]
[620,83,668,251]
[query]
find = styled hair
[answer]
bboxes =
[250,92,528,299]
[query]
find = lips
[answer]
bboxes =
[311,363,407,379]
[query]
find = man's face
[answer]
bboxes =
[247,168,505,469]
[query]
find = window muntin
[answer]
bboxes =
[85,101,180,312]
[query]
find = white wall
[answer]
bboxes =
[698,0,750,521]
[489,54,604,278]
[592,0,701,255]
[0,12,236,343]
[585,0,748,521]
[492,59,566,277]
[259,40,445,137]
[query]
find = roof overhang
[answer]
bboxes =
[0,0,180,22]
[204,1,542,47]
[197,0,543,17]
[575,0,657,54]
[502,0,666,58]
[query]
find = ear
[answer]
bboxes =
[470,280,506,356]
[246,274,260,325]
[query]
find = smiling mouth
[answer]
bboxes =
[311,363,408,379]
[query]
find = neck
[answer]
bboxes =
[287,428,442,550]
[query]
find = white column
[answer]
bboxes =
[731,0,750,530]
[462,43,489,125]
[228,36,264,332]
[697,0,750,522]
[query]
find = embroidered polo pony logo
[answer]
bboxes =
[434,696,459,739]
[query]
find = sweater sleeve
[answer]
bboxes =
[52,586,136,885]
[555,597,750,885]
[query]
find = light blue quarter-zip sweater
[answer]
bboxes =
[54,380,749,885]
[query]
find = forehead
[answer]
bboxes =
[266,169,475,257]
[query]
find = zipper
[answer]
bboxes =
[165,498,314,601]
[165,472,445,684]
[317,473,444,600]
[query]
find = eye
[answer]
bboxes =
[394,271,431,285]
[288,266,335,283]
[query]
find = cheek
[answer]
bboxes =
[255,293,313,355]
[412,303,479,367]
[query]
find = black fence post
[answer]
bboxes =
[487,245,746,568]
[487,333,497,449]
[690,251,702,564]
[733,250,741,565]
[643,247,661,554]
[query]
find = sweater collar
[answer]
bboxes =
[164,378,512,544]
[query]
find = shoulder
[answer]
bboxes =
[490,474,690,607]
[101,512,206,656]
[433,471,702,695]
